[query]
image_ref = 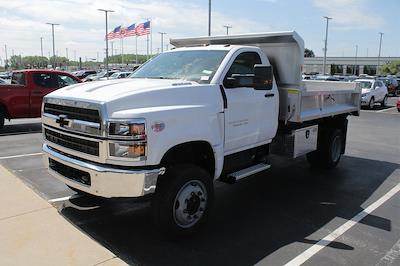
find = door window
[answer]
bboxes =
[33,73,57,88]
[57,75,78,88]
[11,72,26,85]
[223,52,262,88]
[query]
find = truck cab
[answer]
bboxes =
[41,32,360,235]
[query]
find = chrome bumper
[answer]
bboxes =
[42,144,164,198]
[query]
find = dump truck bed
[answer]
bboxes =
[279,80,361,123]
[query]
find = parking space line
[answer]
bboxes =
[0,152,42,160]
[376,107,396,113]
[48,194,81,203]
[279,183,400,266]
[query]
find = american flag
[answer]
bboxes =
[124,23,136,37]
[106,25,122,40]
[135,21,151,36]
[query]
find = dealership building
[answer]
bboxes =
[303,57,400,75]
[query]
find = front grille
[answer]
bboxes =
[44,103,100,123]
[45,129,99,156]
[49,159,91,185]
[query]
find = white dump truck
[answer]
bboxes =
[42,31,360,235]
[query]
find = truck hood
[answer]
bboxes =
[46,78,222,118]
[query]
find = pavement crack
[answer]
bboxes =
[0,206,52,221]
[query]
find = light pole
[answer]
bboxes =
[4,44,8,69]
[223,25,232,35]
[208,0,211,36]
[40,37,44,57]
[159,32,167,53]
[377,32,384,75]
[46,22,60,68]
[322,16,332,75]
[98,8,115,79]
[354,45,358,75]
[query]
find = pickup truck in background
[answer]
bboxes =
[42,32,361,236]
[0,69,81,129]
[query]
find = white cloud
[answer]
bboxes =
[312,0,384,30]
[0,0,267,61]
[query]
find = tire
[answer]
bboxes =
[152,164,214,236]
[381,95,388,107]
[368,97,375,109]
[0,112,4,130]
[398,108,400,113]
[307,129,343,169]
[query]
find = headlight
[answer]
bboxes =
[109,141,146,159]
[107,119,147,160]
[108,119,146,139]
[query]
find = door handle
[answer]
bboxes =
[265,93,275,98]
[32,91,42,95]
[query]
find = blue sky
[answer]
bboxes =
[0,0,399,64]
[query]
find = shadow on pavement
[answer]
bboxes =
[0,122,42,135]
[60,156,399,266]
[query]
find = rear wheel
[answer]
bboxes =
[307,129,343,169]
[368,97,375,109]
[152,164,214,236]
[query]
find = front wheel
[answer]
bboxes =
[152,164,214,236]
[368,97,375,109]
[381,95,388,107]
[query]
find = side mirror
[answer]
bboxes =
[254,64,273,90]
[225,77,239,88]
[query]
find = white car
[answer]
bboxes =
[99,71,132,80]
[355,79,388,109]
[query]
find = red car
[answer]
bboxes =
[397,97,400,112]
[0,69,81,129]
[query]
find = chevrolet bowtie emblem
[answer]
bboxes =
[56,115,69,127]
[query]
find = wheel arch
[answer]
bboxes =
[159,141,216,179]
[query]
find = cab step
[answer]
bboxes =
[224,163,271,183]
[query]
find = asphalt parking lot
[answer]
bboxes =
[0,98,399,266]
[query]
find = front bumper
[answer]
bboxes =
[361,96,370,106]
[42,144,164,198]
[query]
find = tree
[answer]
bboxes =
[108,54,153,64]
[379,60,400,75]
[304,48,315,58]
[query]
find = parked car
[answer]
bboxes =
[0,72,11,79]
[83,70,119,82]
[377,77,398,96]
[314,75,340,81]
[73,70,97,79]
[99,71,133,80]
[0,78,6,84]
[355,79,388,109]
[0,69,81,129]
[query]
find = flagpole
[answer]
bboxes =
[121,37,124,65]
[150,19,152,57]
[135,36,138,65]
[147,34,149,60]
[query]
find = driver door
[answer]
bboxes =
[222,51,277,155]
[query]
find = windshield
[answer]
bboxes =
[131,50,229,84]
[110,73,119,78]
[359,81,372,89]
